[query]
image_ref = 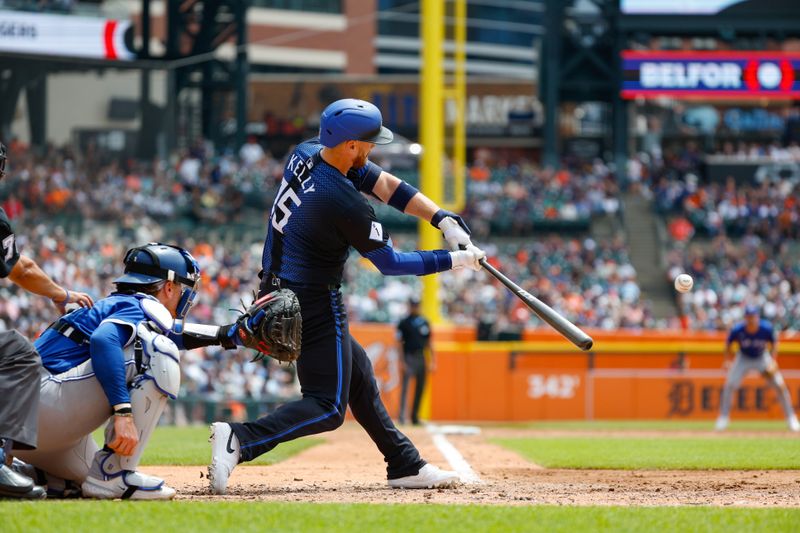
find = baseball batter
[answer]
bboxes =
[14,243,250,499]
[715,305,800,431]
[209,98,485,493]
[0,142,93,499]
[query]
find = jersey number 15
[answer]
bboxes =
[271,186,301,234]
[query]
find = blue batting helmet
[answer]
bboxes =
[319,99,394,148]
[115,243,201,319]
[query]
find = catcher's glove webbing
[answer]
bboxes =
[233,289,302,363]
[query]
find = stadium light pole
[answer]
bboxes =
[419,0,444,326]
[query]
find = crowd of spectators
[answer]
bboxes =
[638,137,800,332]
[462,155,621,239]
[1,139,284,227]
[667,235,800,331]
[3,138,627,240]
[654,175,799,243]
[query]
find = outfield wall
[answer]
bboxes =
[351,324,800,422]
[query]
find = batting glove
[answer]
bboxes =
[438,216,473,251]
[449,245,486,272]
[431,209,471,232]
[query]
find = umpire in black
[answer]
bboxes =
[397,298,433,426]
[0,142,93,498]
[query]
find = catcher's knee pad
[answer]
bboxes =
[136,322,181,398]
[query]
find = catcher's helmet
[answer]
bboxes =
[0,142,7,180]
[319,98,394,148]
[115,243,201,319]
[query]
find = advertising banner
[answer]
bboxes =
[249,78,542,141]
[0,11,134,61]
[622,1,761,16]
[621,51,800,100]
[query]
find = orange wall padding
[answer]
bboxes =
[350,323,800,421]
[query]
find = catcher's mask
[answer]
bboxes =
[115,242,201,319]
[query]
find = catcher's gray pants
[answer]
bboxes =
[15,352,139,483]
[0,330,41,450]
[719,352,795,420]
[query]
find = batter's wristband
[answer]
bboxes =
[417,249,453,275]
[430,209,448,228]
[387,181,419,212]
[114,406,133,416]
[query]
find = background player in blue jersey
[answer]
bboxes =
[0,142,93,500]
[209,98,485,493]
[14,243,250,499]
[715,305,799,431]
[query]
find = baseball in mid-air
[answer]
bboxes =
[674,274,694,293]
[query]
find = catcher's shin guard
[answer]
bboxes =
[120,324,181,470]
[83,325,181,499]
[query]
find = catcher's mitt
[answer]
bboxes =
[234,289,302,363]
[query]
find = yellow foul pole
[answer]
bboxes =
[419,0,444,325]
[453,0,467,212]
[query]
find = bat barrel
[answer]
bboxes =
[479,258,594,351]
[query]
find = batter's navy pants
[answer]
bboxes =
[230,284,426,479]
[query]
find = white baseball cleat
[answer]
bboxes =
[208,422,240,495]
[788,416,800,433]
[714,416,729,431]
[388,464,461,489]
[81,471,176,500]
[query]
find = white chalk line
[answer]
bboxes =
[427,426,483,484]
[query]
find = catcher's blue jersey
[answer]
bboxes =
[262,138,389,287]
[35,293,148,374]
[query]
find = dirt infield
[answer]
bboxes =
[143,423,800,507]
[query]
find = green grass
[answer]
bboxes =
[4,502,799,532]
[91,426,322,466]
[493,436,800,470]
[489,420,792,432]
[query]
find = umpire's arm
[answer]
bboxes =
[7,254,93,310]
[8,254,70,301]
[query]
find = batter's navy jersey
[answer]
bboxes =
[726,320,775,358]
[0,207,20,278]
[262,138,389,286]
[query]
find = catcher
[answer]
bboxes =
[12,243,291,499]
[715,305,800,432]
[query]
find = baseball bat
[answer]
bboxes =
[479,258,594,351]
